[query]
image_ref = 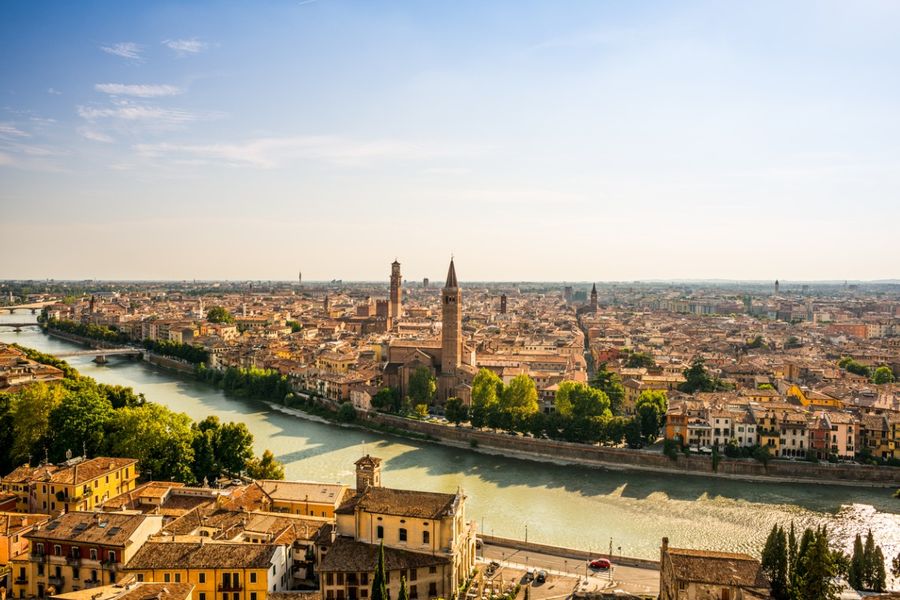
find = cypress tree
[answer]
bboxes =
[849,534,865,589]
[787,522,798,576]
[795,527,838,600]
[398,576,408,600]
[761,525,789,600]
[372,541,388,600]
[873,547,887,593]
[863,530,876,588]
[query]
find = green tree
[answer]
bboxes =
[625,351,655,369]
[408,367,436,405]
[444,397,469,425]
[372,387,400,413]
[215,422,255,475]
[398,576,408,600]
[554,381,611,419]
[48,386,113,461]
[872,547,886,592]
[787,522,798,588]
[246,450,286,480]
[892,550,900,579]
[107,404,196,482]
[679,357,718,393]
[414,404,429,418]
[10,382,66,465]
[98,384,145,409]
[839,357,871,378]
[0,393,15,474]
[371,541,388,600]
[499,374,539,428]
[624,418,643,448]
[761,525,788,600]
[337,402,357,422]
[849,533,865,589]
[206,306,235,324]
[794,527,838,600]
[589,363,626,415]
[471,368,503,427]
[191,420,219,483]
[873,366,895,385]
[752,445,772,467]
[635,390,667,442]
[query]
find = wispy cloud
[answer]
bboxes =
[95,83,183,98]
[133,135,463,168]
[100,42,143,60]
[77,127,115,143]
[162,38,208,55]
[0,122,30,138]
[76,99,223,139]
[47,87,62,95]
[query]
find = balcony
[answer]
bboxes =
[49,576,65,587]
[29,553,48,562]
[14,577,27,585]
[217,584,243,592]
[66,556,81,566]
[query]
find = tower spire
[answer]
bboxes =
[445,257,458,288]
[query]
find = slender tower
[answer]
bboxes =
[500,294,507,315]
[441,258,462,377]
[390,260,402,326]
[590,283,598,312]
[774,280,780,296]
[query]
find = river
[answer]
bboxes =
[1,313,897,572]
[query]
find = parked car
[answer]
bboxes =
[535,570,547,584]
[523,568,535,582]
[589,558,611,570]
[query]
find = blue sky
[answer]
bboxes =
[1,0,899,281]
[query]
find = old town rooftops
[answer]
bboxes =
[28,511,155,545]
[257,480,347,505]
[336,486,459,520]
[665,546,769,589]
[319,537,450,573]
[125,541,279,570]
[3,457,136,487]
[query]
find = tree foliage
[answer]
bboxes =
[444,397,469,425]
[471,368,503,428]
[873,366,895,385]
[206,306,235,324]
[679,357,728,393]
[589,363,626,415]
[246,449,286,480]
[761,525,788,600]
[624,351,655,369]
[408,367,436,405]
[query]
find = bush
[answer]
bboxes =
[337,402,357,423]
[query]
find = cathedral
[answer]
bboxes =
[383,258,477,404]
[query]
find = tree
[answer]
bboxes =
[679,357,716,394]
[863,529,877,588]
[48,386,113,461]
[787,522,798,589]
[794,527,838,600]
[761,525,788,600]
[444,397,469,425]
[398,576,408,600]
[589,363,626,415]
[372,387,400,413]
[107,404,196,483]
[892,550,900,580]
[471,368,502,427]
[414,404,429,418]
[408,367,436,406]
[338,402,357,422]
[10,382,66,465]
[206,306,234,324]
[555,381,611,420]
[215,421,255,475]
[752,445,772,467]
[873,366,895,385]
[635,390,667,442]
[839,357,871,378]
[0,393,15,474]
[246,450,285,480]
[499,374,539,429]
[371,541,388,600]
[624,418,643,448]
[625,351,655,369]
[849,533,865,589]
[872,547,886,592]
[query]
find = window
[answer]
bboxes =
[54,545,62,556]
[361,573,368,585]
[199,573,206,584]
[37,564,44,577]
[326,592,334,600]
[250,573,256,584]
[136,574,144,582]
[376,526,384,539]
[337,574,344,585]
[251,594,257,600]
[410,568,417,582]
[175,574,181,583]
[164,574,171,583]
[73,568,80,580]
[428,567,436,575]
[199,594,206,600]
[326,573,334,586]
[422,531,429,545]
[90,549,97,560]
[428,583,437,597]
[36,543,44,555]
[108,551,116,563]
[399,528,407,542]
[410,585,418,599]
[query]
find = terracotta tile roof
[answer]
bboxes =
[336,487,459,520]
[258,480,346,505]
[318,537,449,573]
[50,457,137,486]
[125,541,279,570]
[28,511,155,546]
[0,512,50,535]
[666,547,769,589]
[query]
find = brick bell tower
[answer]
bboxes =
[390,259,402,328]
[440,258,462,400]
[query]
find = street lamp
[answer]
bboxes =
[524,523,528,544]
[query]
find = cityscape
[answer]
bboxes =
[2,2,900,600]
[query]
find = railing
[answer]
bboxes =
[217,584,243,592]
[66,556,81,566]
[14,577,27,585]
[49,575,65,587]
[29,553,48,562]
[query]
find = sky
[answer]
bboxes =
[1,0,899,282]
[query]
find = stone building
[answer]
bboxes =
[659,537,771,600]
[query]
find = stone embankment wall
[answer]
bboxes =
[45,328,195,375]
[45,328,122,349]
[329,403,899,487]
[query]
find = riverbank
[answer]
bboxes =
[32,326,900,488]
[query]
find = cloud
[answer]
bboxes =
[47,87,62,95]
[94,83,182,98]
[162,38,208,55]
[0,123,30,138]
[77,100,211,130]
[133,135,457,168]
[100,42,143,60]
[77,127,115,143]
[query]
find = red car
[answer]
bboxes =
[589,558,611,570]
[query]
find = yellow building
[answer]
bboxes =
[123,541,288,600]
[786,384,842,409]
[1,513,50,589]
[319,456,476,600]
[52,579,194,600]
[254,481,348,519]
[11,511,163,598]
[1,457,138,515]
